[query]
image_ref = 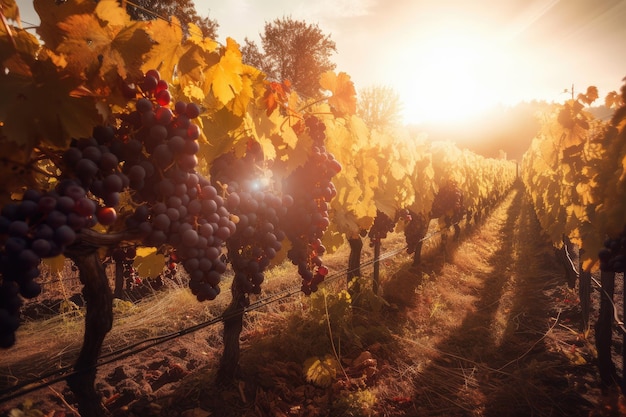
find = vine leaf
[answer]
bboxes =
[34,0,97,49]
[319,71,357,116]
[187,23,218,52]
[0,28,40,75]
[263,80,291,116]
[205,38,244,106]
[142,16,185,82]
[132,247,165,278]
[303,354,341,388]
[228,66,259,117]
[42,255,67,276]
[56,6,152,80]
[0,59,100,150]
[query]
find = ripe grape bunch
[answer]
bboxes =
[111,69,233,302]
[599,226,626,273]
[283,115,341,294]
[0,186,98,347]
[431,179,464,225]
[210,142,289,296]
[403,210,427,255]
[368,210,397,247]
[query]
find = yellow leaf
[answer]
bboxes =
[187,23,218,52]
[303,354,341,387]
[133,247,165,278]
[0,60,101,150]
[319,71,357,116]
[280,124,300,150]
[34,0,97,48]
[95,0,129,26]
[228,69,255,116]
[321,229,346,255]
[183,84,205,102]
[112,298,135,314]
[142,17,185,82]
[390,161,405,181]
[257,135,277,160]
[42,255,67,275]
[56,4,152,81]
[205,37,244,106]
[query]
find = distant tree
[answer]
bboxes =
[242,17,337,98]
[122,0,219,39]
[241,37,266,71]
[357,85,403,129]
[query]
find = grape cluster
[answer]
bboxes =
[110,70,231,302]
[599,227,626,273]
[431,179,464,225]
[403,211,427,255]
[0,184,97,347]
[0,69,232,347]
[367,210,396,247]
[210,143,288,295]
[62,130,125,226]
[283,116,341,294]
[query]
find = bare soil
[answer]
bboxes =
[1,184,623,416]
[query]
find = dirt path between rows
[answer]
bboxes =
[384,184,600,416]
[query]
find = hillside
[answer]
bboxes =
[0,183,616,416]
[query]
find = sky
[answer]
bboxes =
[195,0,626,124]
[16,0,626,125]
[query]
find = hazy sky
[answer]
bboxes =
[17,0,626,124]
[196,0,626,124]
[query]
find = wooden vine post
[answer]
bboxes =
[578,255,592,330]
[407,213,429,267]
[372,238,381,295]
[594,269,619,390]
[347,236,363,295]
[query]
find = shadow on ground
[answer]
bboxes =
[382,185,597,416]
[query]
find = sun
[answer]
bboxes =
[398,28,508,125]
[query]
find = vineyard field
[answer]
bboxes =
[0,183,612,417]
[1,1,625,416]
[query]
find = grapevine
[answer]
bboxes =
[0,1,524,414]
[283,115,341,294]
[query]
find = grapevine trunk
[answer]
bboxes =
[217,288,247,383]
[64,245,114,417]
